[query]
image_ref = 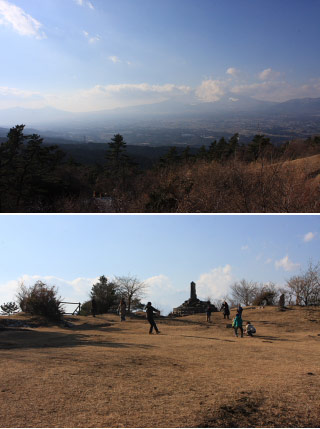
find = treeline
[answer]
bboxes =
[80,275,147,316]
[1,124,320,212]
[9,274,147,321]
[225,260,320,307]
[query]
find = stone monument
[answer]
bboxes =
[190,281,197,300]
[172,281,217,315]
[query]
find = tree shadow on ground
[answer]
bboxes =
[258,320,289,327]
[199,390,320,428]
[69,321,121,332]
[0,328,152,350]
[200,392,265,428]
[160,318,213,327]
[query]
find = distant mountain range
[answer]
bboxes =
[1,96,320,130]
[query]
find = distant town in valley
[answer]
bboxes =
[1,96,320,147]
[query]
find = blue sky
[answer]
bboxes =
[1,0,320,111]
[0,215,319,314]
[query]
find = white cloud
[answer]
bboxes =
[0,275,99,308]
[0,86,45,109]
[195,79,226,102]
[265,258,272,264]
[275,255,300,272]
[0,86,42,99]
[226,67,240,76]
[196,265,234,300]
[0,279,21,303]
[89,35,100,43]
[0,82,192,112]
[4,71,320,112]
[241,245,249,251]
[83,30,100,43]
[0,0,46,39]
[259,68,281,81]
[144,275,186,315]
[74,0,94,8]
[108,55,121,63]
[303,232,316,242]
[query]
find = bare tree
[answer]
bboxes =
[230,279,259,306]
[115,275,148,314]
[286,260,320,306]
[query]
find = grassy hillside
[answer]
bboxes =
[1,306,319,427]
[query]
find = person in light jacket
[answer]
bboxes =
[245,321,256,336]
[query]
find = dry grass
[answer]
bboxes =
[132,154,320,213]
[1,306,320,427]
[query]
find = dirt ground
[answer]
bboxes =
[1,306,320,428]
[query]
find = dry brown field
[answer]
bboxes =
[1,306,320,428]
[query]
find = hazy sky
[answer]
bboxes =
[0,214,319,314]
[1,0,320,111]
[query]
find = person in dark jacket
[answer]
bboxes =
[221,301,230,319]
[91,297,97,318]
[237,304,243,317]
[206,302,212,322]
[145,302,160,334]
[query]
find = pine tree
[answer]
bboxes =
[159,146,180,167]
[90,276,119,314]
[0,125,64,211]
[104,134,136,190]
[248,134,272,160]
[228,133,240,159]
[196,145,208,160]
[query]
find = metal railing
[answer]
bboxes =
[60,302,81,315]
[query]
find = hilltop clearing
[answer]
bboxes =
[1,306,319,427]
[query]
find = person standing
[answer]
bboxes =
[91,297,97,318]
[232,312,243,337]
[206,302,212,322]
[118,298,127,321]
[237,304,243,317]
[145,302,160,334]
[222,301,230,319]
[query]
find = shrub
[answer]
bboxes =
[79,300,92,316]
[252,284,279,306]
[16,281,63,321]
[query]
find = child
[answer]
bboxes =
[245,321,256,336]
